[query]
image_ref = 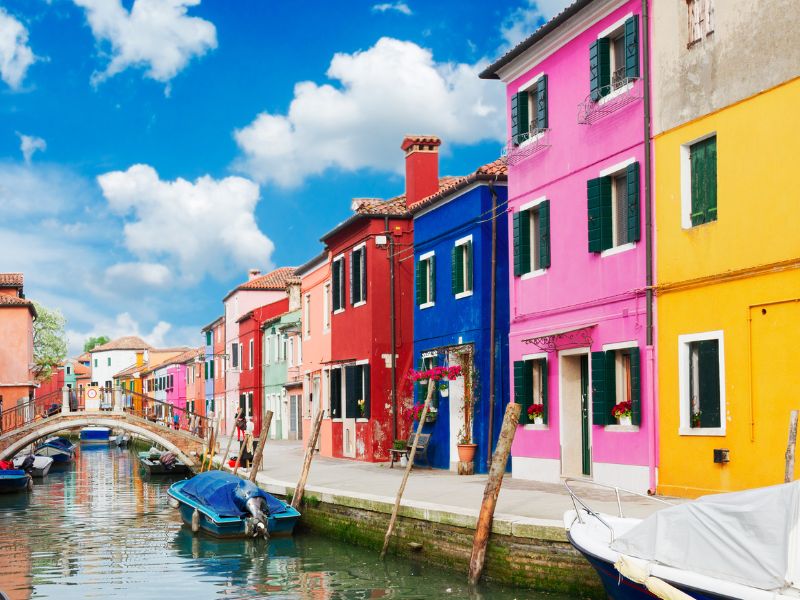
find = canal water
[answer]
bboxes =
[0,445,565,599]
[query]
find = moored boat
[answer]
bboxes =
[13,454,53,477]
[0,470,33,493]
[35,437,76,463]
[167,471,300,539]
[112,433,131,447]
[565,479,800,599]
[138,449,190,475]
[80,427,111,443]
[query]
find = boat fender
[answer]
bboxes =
[614,556,693,600]
[191,509,200,533]
[26,477,33,492]
[168,497,179,509]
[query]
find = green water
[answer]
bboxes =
[0,445,564,599]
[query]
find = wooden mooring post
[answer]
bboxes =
[292,408,324,509]
[232,434,251,476]
[218,427,236,471]
[202,418,219,472]
[467,401,521,586]
[380,379,436,560]
[786,410,798,483]
[248,411,273,483]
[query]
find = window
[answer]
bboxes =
[297,336,302,365]
[281,335,288,362]
[452,237,473,297]
[510,74,548,146]
[513,357,548,425]
[94,358,98,367]
[231,343,239,369]
[332,256,346,312]
[168,374,174,390]
[107,357,111,366]
[209,359,214,379]
[304,294,311,338]
[350,245,367,305]
[588,162,640,253]
[66,366,71,375]
[329,368,342,418]
[249,339,254,370]
[687,0,714,46]
[590,15,639,101]
[205,330,212,346]
[514,199,551,276]
[345,363,370,419]
[288,338,294,367]
[323,283,331,330]
[216,327,221,342]
[591,347,641,426]
[679,332,724,434]
[416,253,435,307]
[264,334,271,365]
[689,136,717,226]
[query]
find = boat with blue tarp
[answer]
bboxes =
[0,470,33,493]
[168,471,300,539]
[80,427,111,443]
[35,437,76,463]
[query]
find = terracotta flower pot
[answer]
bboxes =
[457,443,477,463]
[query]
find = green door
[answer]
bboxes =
[580,355,591,476]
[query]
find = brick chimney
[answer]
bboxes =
[248,269,261,281]
[402,135,441,208]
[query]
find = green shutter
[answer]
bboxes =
[332,260,341,310]
[690,141,705,225]
[510,91,529,144]
[536,75,548,130]
[363,365,371,419]
[451,246,462,295]
[706,137,717,222]
[349,251,355,305]
[629,347,641,426]
[698,340,721,428]
[465,241,473,292]
[513,212,522,276]
[210,359,214,378]
[537,358,548,425]
[624,16,639,78]
[516,209,531,274]
[345,365,357,418]
[361,249,367,303]
[626,162,641,243]
[330,369,341,418]
[590,38,610,101]
[204,361,208,379]
[514,360,533,425]
[429,257,435,303]
[205,331,212,346]
[588,177,612,253]
[605,351,617,423]
[538,200,551,269]
[591,351,610,426]
[415,260,423,305]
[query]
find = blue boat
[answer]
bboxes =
[80,427,111,443]
[168,471,300,539]
[0,470,33,494]
[34,436,76,464]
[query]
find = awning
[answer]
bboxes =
[521,323,596,352]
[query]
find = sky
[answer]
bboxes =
[0,0,570,356]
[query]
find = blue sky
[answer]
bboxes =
[0,0,568,355]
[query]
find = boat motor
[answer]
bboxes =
[19,455,35,474]
[244,496,270,539]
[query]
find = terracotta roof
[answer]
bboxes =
[76,352,91,362]
[224,267,298,300]
[90,336,152,353]
[401,135,442,150]
[201,315,224,332]
[0,294,37,317]
[409,157,508,213]
[73,362,91,377]
[480,0,591,79]
[0,273,23,287]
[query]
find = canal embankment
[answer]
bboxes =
[214,439,675,597]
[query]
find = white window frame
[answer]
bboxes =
[521,351,549,431]
[678,330,726,437]
[597,158,637,257]
[454,235,474,299]
[352,242,367,308]
[304,293,311,339]
[680,131,717,229]
[288,337,294,368]
[517,72,547,148]
[601,340,640,432]
[297,334,302,365]
[519,196,548,280]
[263,334,271,365]
[419,250,435,309]
[323,282,331,332]
[249,339,254,370]
[597,13,635,105]
[332,254,346,315]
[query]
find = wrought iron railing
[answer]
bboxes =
[502,127,550,166]
[0,390,63,436]
[577,76,641,125]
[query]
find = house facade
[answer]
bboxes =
[0,273,37,413]
[90,336,152,389]
[482,0,656,492]
[201,316,223,419]
[652,0,800,496]
[411,158,510,474]
[262,307,301,440]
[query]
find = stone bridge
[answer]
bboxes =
[0,411,205,467]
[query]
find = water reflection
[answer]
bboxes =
[0,445,557,599]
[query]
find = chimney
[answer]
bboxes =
[248,269,261,281]
[402,135,441,208]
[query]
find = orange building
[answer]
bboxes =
[0,273,37,417]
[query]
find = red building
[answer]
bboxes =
[238,297,290,437]
[321,135,453,462]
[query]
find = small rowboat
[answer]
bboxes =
[0,470,33,494]
[138,450,190,475]
[168,471,300,539]
[13,454,53,477]
[35,437,76,463]
[80,427,111,443]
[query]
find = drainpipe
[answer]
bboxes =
[487,180,498,467]
[642,0,657,493]
[386,216,398,442]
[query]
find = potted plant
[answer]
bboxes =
[527,403,544,425]
[357,398,366,418]
[611,401,633,426]
[691,410,702,428]
[411,403,438,423]
[438,381,449,398]
[456,428,477,462]
[392,439,407,450]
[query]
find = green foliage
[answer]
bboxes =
[32,301,68,381]
[83,335,110,352]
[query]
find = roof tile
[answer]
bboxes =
[409,157,507,212]
[90,336,152,353]
[0,273,23,287]
[234,267,298,292]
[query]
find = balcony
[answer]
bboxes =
[577,75,641,125]
[502,126,551,166]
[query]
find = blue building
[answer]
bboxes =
[201,316,222,418]
[412,158,510,474]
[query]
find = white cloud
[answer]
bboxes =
[0,8,36,90]
[500,0,571,49]
[372,2,412,16]
[72,0,217,85]
[96,164,274,282]
[104,261,171,288]
[0,161,98,218]
[66,312,174,356]
[233,37,504,187]
[17,133,46,164]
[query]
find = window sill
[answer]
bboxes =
[523,424,549,431]
[352,300,366,308]
[601,242,636,258]
[333,309,345,315]
[332,418,342,422]
[521,268,547,280]
[598,81,633,105]
[679,427,726,437]
[420,301,435,310]
[455,290,473,300]
[356,418,369,423]
[682,218,718,231]
[518,131,545,149]
[605,424,639,433]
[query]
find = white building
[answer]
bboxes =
[90,336,152,389]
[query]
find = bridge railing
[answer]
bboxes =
[124,390,210,439]
[0,390,64,435]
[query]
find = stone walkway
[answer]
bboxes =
[215,437,678,526]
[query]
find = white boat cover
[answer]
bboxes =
[611,481,800,592]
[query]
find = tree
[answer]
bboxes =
[83,335,110,353]
[32,301,68,381]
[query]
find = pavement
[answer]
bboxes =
[214,437,678,527]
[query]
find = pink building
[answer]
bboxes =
[482,0,656,492]
[0,273,37,417]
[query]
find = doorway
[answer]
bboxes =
[560,352,592,478]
